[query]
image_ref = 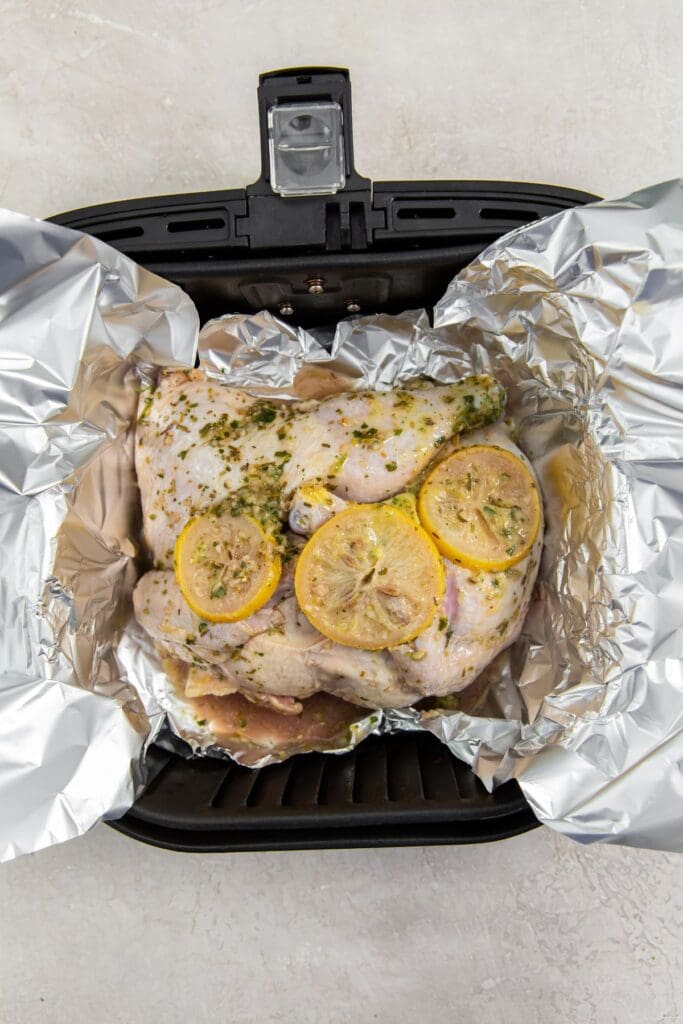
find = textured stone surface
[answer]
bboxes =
[1,825,682,1023]
[1,2,683,1021]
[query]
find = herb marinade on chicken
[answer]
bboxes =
[133,369,541,749]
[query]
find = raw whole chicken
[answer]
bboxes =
[133,367,542,747]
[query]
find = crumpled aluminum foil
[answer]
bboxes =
[0,211,198,861]
[3,180,683,858]
[430,179,683,851]
[120,307,507,767]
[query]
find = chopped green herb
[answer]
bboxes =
[436,693,460,711]
[331,451,348,475]
[266,623,285,636]
[252,406,277,425]
[137,396,154,422]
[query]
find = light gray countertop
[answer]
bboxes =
[2,825,683,1024]
[1,2,683,1021]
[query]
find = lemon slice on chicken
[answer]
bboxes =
[174,513,281,622]
[295,505,445,650]
[418,444,541,571]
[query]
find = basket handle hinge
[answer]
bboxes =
[237,67,383,251]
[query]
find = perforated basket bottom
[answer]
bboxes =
[110,733,538,851]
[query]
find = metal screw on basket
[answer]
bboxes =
[346,299,361,314]
[307,278,325,295]
[278,301,294,316]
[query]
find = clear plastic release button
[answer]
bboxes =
[268,101,346,197]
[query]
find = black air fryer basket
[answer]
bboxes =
[51,68,597,853]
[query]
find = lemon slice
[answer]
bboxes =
[294,504,445,650]
[418,444,541,571]
[174,513,281,622]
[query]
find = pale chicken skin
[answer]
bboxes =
[136,369,504,568]
[134,364,541,719]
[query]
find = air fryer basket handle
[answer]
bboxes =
[251,66,369,196]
